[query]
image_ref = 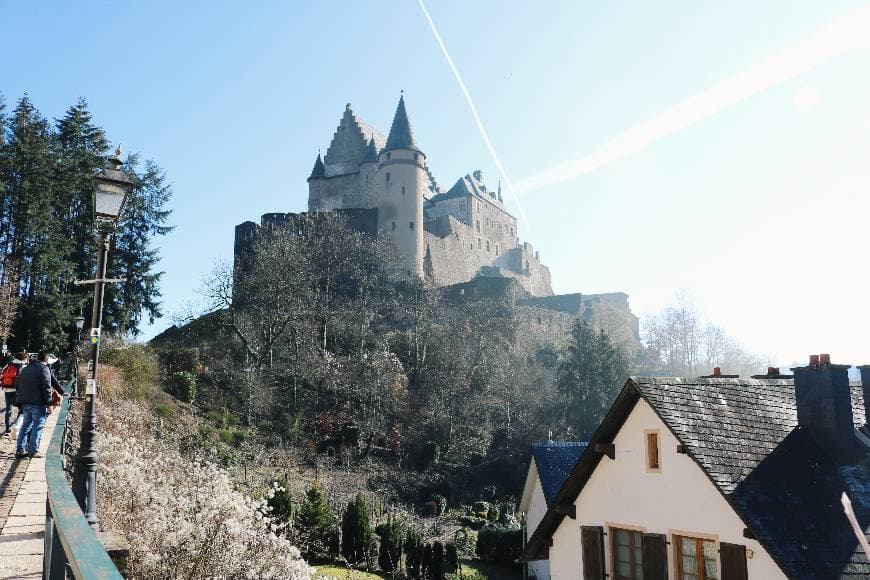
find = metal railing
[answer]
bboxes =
[43,377,122,579]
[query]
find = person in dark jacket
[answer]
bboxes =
[15,351,52,459]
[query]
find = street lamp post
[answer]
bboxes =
[73,146,132,529]
[68,313,85,381]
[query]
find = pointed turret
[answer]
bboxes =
[384,94,422,154]
[497,179,503,203]
[309,153,325,179]
[362,137,379,163]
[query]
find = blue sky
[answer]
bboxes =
[2,1,869,365]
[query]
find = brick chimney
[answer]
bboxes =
[793,354,865,463]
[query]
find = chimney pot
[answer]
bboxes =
[820,353,831,365]
[713,367,721,377]
[768,367,780,376]
[810,354,820,366]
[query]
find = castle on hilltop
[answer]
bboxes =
[235,95,640,350]
[306,95,552,296]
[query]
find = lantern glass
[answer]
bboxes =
[74,315,86,330]
[94,185,127,222]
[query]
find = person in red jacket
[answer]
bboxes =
[1,351,26,435]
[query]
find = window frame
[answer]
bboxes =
[672,532,720,580]
[645,429,661,472]
[607,524,646,580]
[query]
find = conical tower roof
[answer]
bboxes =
[362,137,379,162]
[309,153,325,179]
[384,94,422,154]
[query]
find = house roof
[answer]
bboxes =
[520,377,870,579]
[530,441,588,507]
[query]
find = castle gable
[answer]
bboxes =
[323,104,386,177]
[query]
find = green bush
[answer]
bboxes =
[217,429,245,447]
[377,516,403,575]
[166,371,197,403]
[454,528,477,558]
[295,484,340,559]
[101,343,160,400]
[153,403,173,418]
[404,530,423,579]
[264,480,293,532]
[445,543,459,574]
[475,526,522,566]
[157,347,199,377]
[207,409,237,429]
[341,494,373,566]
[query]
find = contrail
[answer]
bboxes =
[515,4,870,196]
[416,0,529,226]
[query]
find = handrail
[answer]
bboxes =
[44,378,123,579]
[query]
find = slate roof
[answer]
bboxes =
[309,153,325,178]
[521,377,870,579]
[530,441,588,507]
[384,95,420,153]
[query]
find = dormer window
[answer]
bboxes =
[402,186,406,197]
[391,221,396,231]
[646,431,660,471]
[386,172,390,183]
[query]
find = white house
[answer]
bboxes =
[520,358,870,580]
[520,441,587,580]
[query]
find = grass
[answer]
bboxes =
[312,564,386,580]
[450,559,522,580]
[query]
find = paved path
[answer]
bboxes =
[0,408,60,579]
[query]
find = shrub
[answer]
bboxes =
[430,542,445,580]
[453,528,477,558]
[404,530,423,579]
[475,526,522,566]
[153,403,173,418]
[97,408,312,578]
[157,347,200,377]
[257,481,293,535]
[376,516,403,575]
[445,543,459,573]
[167,371,197,403]
[295,485,339,559]
[101,343,159,401]
[341,494,373,566]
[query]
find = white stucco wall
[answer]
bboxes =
[548,399,786,580]
[520,460,552,580]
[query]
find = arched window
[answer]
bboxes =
[496,244,500,256]
[402,186,405,197]
[386,172,390,183]
[486,240,490,252]
[409,221,414,230]
[391,221,396,231]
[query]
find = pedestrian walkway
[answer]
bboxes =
[0,409,60,579]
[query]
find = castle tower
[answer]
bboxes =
[359,137,379,208]
[377,94,426,278]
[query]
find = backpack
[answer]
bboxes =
[1,364,18,388]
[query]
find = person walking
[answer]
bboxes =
[2,351,27,435]
[14,351,53,459]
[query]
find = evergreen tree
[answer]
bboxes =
[430,542,445,580]
[421,543,433,580]
[103,154,172,336]
[556,320,629,439]
[445,543,459,574]
[377,516,403,575]
[295,484,338,558]
[404,530,423,579]
[341,493,373,565]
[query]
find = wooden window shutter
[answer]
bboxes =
[581,526,606,580]
[642,533,668,580]
[720,542,748,580]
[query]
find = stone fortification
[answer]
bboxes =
[234,94,639,350]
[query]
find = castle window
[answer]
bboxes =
[391,221,396,231]
[414,153,419,160]
[476,220,480,233]
[410,221,414,230]
[386,172,390,183]
[496,244,500,256]
[486,241,490,252]
[478,238,481,249]
[402,186,405,197]
[387,152,392,160]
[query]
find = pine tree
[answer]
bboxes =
[377,516,403,575]
[445,543,459,574]
[341,493,373,565]
[103,154,173,336]
[404,530,423,579]
[430,542,445,580]
[295,484,338,558]
[556,320,629,439]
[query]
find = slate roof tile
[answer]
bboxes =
[530,441,587,507]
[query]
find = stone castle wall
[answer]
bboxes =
[423,215,553,295]
[309,169,378,212]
